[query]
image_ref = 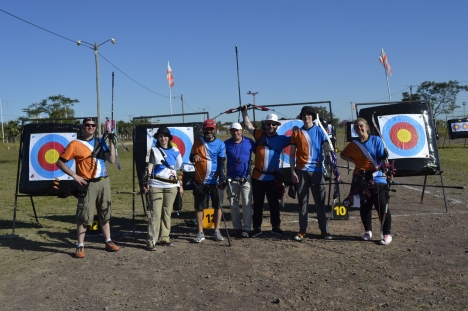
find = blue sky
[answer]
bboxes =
[1,1,467,125]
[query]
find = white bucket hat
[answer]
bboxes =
[263,114,281,125]
[230,122,242,130]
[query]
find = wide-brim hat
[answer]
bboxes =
[153,127,173,140]
[263,114,281,125]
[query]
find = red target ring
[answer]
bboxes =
[37,142,65,171]
[389,122,418,150]
[171,136,186,158]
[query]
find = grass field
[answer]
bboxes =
[0,129,466,239]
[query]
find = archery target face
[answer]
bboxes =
[451,122,468,132]
[378,114,429,159]
[277,120,303,168]
[29,133,76,180]
[147,127,194,165]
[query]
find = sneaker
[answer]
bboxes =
[214,230,224,241]
[321,231,333,240]
[294,231,306,241]
[105,241,120,252]
[240,231,250,238]
[362,231,372,241]
[75,246,85,258]
[160,241,174,247]
[250,228,262,238]
[271,227,284,236]
[146,244,157,251]
[380,234,392,245]
[193,232,205,243]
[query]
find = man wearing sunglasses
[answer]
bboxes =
[242,106,290,237]
[56,118,119,258]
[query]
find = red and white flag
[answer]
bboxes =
[379,48,392,76]
[167,61,174,88]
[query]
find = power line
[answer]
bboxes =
[99,54,167,98]
[0,8,168,99]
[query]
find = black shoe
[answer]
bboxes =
[240,231,250,238]
[271,227,284,236]
[321,231,333,240]
[250,228,262,238]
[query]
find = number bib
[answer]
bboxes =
[202,208,215,229]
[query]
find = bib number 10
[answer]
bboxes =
[332,203,348,220]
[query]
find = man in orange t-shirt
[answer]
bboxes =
[56,118,119,258]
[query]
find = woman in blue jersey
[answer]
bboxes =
[144,127,183,250]
[340,118,393,245]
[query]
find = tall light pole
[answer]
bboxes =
[0,99,4,144]
[200,107,209,121]
[404,84,420,98]
[247,91,258,106]
[247,91,258,126]
[347,101,354,121]
[174,94,185,123]
[77,38,116,135]
[463,102,466,118]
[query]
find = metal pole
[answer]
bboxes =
[0,99,4,144]
[169,88,172,115]
[463,102,466,117]
[94,43,101,136]
[181,94,185,123]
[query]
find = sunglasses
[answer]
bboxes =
[265,123,277,127]
[84,123,96,128]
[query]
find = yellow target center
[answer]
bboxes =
[45,149,60,164]
[397,129,412,143]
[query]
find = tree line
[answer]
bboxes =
[2,80,467,142]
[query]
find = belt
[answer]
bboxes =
[150,175,178,184]
[88,176,108,182]
[228,177,249,184]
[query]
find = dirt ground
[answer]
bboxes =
[1,168,467,311]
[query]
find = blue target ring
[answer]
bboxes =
[277,120,303,164]
[382,115,426,157]
[169,128,193,164]
[30,134,75,179]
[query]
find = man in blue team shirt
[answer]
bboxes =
[224,122,256,238]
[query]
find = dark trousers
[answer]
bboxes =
[252,178,281,229]
[360,183,392,235]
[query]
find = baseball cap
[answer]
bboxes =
[230,122,242,130]
[203,119,216,129]
[263,114,281,125]
[82,117,95,125]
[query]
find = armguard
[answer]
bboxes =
[217,157,226,181]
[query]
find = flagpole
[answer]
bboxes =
[169,88,172,114]
[385,70,391,101]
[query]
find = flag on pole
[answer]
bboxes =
[379,48,392,76]
[167,62,174,88]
